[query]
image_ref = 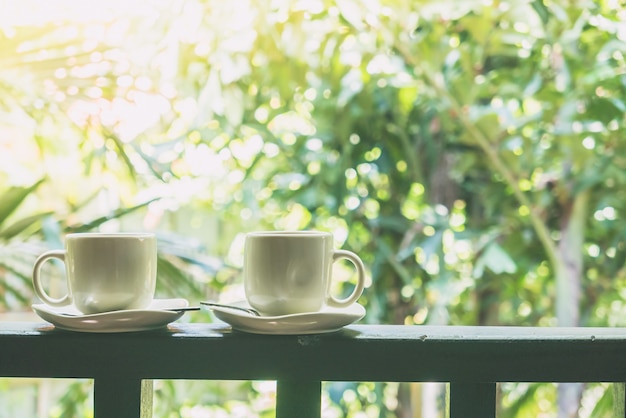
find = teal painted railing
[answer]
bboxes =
[1,322,626,417]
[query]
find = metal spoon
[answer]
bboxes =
[200,301,260,316]
[167,306,201,312]
[59,306,201,316]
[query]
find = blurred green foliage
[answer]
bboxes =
[1,0,626,416]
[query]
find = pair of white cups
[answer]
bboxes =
[33,231,366,316]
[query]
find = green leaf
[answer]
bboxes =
[107,133,137,182]
[156,255,204,299]
[463,14,492,44]
[0,211,54,240]
[374,236,414,285]
[531,0,550,25]
[0,270,30,304]
[420,230,444,264]
[474,242,517,277]
[66,198,160,233]
[473,112,501,142]
[586,97,624,124]
[0,179,44,229]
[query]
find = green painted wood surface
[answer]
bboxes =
[2,323,626,382]
[276,380,321,418]
[2,322,626,417]
[94,378,152,418]
[449,382,496,417]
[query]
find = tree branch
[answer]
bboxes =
[395,44,559,268]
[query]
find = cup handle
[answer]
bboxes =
[326,249,366,308]
[32,250,70,307]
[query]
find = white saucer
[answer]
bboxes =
[32,298,190,333]
[207,301,366,335]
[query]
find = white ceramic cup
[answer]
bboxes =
[243,231,366,316]
[32,232,157,314]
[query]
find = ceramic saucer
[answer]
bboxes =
[32,298,190,333]
[206,301,366,335]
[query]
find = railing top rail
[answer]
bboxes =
[5,322,626,340]
[1,322,626,383]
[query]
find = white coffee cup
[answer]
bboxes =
[32,232,157,314]
[243,231,366,316]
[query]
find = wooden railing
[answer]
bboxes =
[1,322,626,417]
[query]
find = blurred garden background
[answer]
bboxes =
[1,0,625,416]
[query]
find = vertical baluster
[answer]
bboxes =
[276,380,321,418]
[449,382,496,418]
[94,378,153,418]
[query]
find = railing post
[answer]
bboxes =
[94,378,153,418]
[448,382,496,418]
[276,379,321,418]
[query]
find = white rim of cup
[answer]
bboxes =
[246,231,330,237]
[65,232,156,239]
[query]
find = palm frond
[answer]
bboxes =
[66,198,160,233]
[0,179,44,230]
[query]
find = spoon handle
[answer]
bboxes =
[200,301,260,316]
[169,306,200,312]
[58,306,201,316]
